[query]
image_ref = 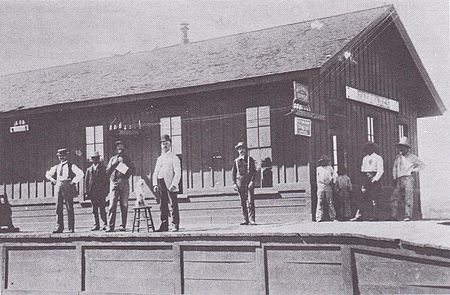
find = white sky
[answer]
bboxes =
[0,0,449,217]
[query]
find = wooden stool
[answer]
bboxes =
[132,206,155,233]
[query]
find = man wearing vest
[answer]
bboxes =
[46,148,84,233]
[152,134,181,232]
[390,137,425,221]
[351,142,384,221]
[84,151,109,231]
[106,140,135,232]
[232,142,257,225]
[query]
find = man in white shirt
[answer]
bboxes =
[46,149,84,233]
[315,155,337,222]
[152,134,181,232]
[390,137,425,221]
[351,142,384,221]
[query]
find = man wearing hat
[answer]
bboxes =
[390,137,425,221]
[232,142,257,225]
[152,134,182,232]
[315,155,337,222]
[45,149,84,233]
[351,142,384,221]
[84,151,109,231]
[106,140,135,232]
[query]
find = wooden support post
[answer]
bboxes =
[341,246,359,295]
[255,245,267,295]
[0,245,6,292]
[76,244,85,293]
[173,244,183,295]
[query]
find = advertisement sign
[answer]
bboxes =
[294,117,312,137]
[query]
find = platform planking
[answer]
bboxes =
[1,228,450,295]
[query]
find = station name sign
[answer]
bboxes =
[346,86,399,112]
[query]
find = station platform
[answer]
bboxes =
[1,220,450,295]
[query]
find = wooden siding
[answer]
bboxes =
[1,235,449,294]
[0,79,312,206]
[316,19,424,218]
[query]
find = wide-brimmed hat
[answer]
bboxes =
[114,140,124,146]
[160,134,172,142]
[234,142,247,150]
[396,136,410,148]
[318,154,330,163]
[90,151,101,158]
[56,148,68,156]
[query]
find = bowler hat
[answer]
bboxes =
[56,148,68,156]
[90,151,101,158]
[114,140,124,146]
[160,134,172,142]
[234,142,247,150]
[396,136,410,148]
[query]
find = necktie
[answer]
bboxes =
[59,162,67,177]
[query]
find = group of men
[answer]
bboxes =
[46,134,182,233]
[45,132,422,233]
[316,136,425,222]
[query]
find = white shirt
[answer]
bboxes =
[316,165,336,186]
[46,161,84,184]
[152,151,181,192]
[361,152,384,182]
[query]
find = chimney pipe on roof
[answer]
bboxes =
[180,23,189,44]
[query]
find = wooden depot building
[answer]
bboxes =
[0,5,445,221]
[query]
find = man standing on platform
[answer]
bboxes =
[351,142,384,221]
[232,142,257,225]
[46,149,84,233]
[153,134,181,232]
[106,140,135,232]
[84,151,109,231]
[390,137,425,221]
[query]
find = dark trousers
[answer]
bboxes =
[157,178,179,229]
[237,181,255,222]
[55,180,76,230]
[355,175,381,220]
[90,196,107,226]
[108,180,129,229]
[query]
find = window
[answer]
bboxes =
[399,124,408,140]
[332,135,339,172]
[246,106,272,168]
[367,116,375,142]
[160,116,182,154]
[85,125,104,160]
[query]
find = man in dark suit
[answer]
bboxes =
[106,140,135,232]
[85,151,109,231]
[232,142,257,225]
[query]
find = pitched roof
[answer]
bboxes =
[0,5,411,114]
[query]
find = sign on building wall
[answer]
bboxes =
[294,117,312,137]
[9,120,29,133]
[293,81,311,112]
[346,86,399,112]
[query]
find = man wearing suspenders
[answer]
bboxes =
[46,148,84,233]
[232,142,257,225]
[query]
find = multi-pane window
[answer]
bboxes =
[367,116,375,142]
[246,106,272,167]
[160,116,182,154]
[399,124,408,140]
[86,125,104,160]
[332,135,339,173]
